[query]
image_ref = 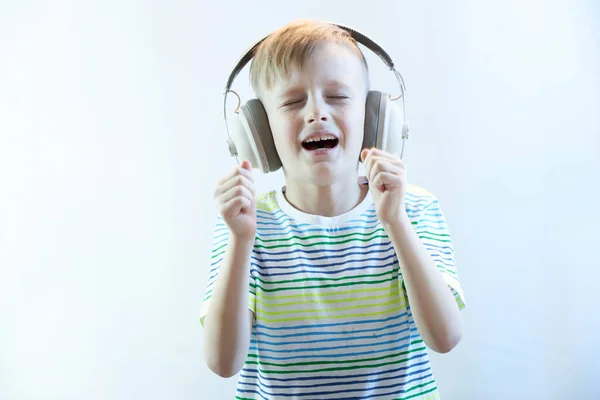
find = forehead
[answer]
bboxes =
[269,43,367,96]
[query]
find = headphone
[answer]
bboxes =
[222,22,410,174]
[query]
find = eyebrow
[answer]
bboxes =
[278,81,354,98]
[326,81,352,90]
[279,87,304,99]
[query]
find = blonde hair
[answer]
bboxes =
[249,19,369,96]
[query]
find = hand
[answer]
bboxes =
[213,160,257,241]
[361,148,408,225]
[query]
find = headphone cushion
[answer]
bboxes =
[363,91,380,152]
[362,90,390,160]
[240,99,282,173]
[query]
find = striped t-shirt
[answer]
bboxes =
[201,181,465,400]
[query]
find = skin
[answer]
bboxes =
[203,42,462,378]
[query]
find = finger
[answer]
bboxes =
[216,163,255,186]
[366,149,405,173]
[220,196,252,219]
[214,167,255,198]
[372,171,403,191]
[373,159,404,176]
[214,174,256,200]
[366,148,400,161]
[365,156,395,181]
[240,160,253,171]
[361,148,371,163]
[362,149,375,173]
[218,184,255,208]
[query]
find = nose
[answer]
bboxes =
[305,97,329,124]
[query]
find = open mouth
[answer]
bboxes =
[301,136,339,151]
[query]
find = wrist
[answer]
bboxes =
[230,233,256,249]
[381,208,411,229]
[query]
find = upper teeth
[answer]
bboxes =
[304,135,336,143]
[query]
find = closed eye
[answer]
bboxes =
[281,99,304,107]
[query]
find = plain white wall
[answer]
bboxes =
[1,0,598,399]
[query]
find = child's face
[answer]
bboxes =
[261,42,368,187]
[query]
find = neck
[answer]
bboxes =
[283,175,368,217]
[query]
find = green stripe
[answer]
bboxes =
[395,383,438,400]
[245,344,427,374]
[415,230,450,238]
[418,235,451,243]
[204,282,400,303]
[254,228,386,243]
[255,234,390,250]
[257,285,398,301]
[255,288,400,308]
[211,243,227,258]
[250,273,398,293]
[438,265,458,276]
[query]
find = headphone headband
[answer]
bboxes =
[224,22,398,93]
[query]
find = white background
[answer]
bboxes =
[1,0,599,399]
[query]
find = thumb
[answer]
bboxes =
[240,160,252,171]
[360,149,370,163]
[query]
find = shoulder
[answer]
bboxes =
[254,190,287,232]
[256,190,280,213]
[405,184,439,211]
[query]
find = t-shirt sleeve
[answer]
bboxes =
[414,196,466,310]
[199,216,257,327]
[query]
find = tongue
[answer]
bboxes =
[303,139,338,151]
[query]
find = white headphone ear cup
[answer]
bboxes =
[226,100,282,174]
[381,97,409,158]
[226,110,262,170]
[242,100,282,173]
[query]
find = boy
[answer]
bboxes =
[201,19,466,400]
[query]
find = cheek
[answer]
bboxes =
[340,111,366,144]
[270,118,300,155]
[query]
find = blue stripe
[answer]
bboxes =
[252,245,395,265]
[253,241,393,257]
[256,208,286,217]
[423,242,453,252]
[237,372,433,398]
[208,257,399,282]
[253,326,415,348]
[429,256,455,267]
[250,335,414,360]
[207,259,399,289]
[417,222,448,230]
[254,320,413,340]
[252,256,398,277]
[214,243,396,269]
